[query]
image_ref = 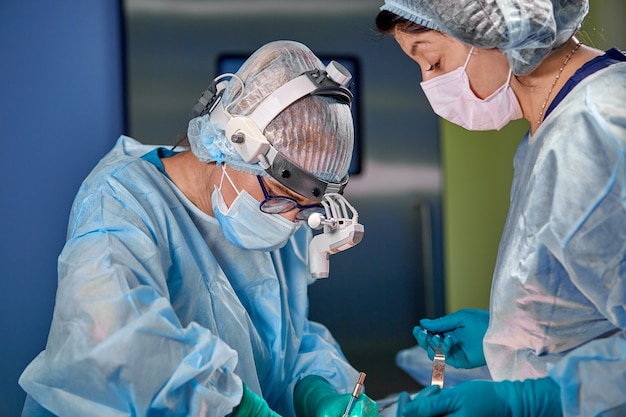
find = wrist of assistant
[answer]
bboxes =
[294,375,337,417]
[495,377,562,417]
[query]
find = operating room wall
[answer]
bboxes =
[441,0,626,314]
[123,0,443,398]
[0,1,126,415]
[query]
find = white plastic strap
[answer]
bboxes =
[249,75,316,131]
[210,95,229,127]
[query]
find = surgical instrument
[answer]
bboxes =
[307,193,364,278]
[423,329,446,388]
[342,372,366,417]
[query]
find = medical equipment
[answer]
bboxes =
[421,329,446,388]
[193,58,362,277]
[430,341,446,388]
[307,193,364,279]
[342,372,366,417]
[196,60,353,201]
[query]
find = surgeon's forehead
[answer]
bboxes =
[395,29,448,54]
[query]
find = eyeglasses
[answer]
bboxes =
[257,176,324,220]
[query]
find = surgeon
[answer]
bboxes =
[18,40,378,417]
[375,1,626,416]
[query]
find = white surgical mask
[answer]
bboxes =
[211,166,296,251]
[420,47,522,131]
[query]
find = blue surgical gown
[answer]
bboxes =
[483,57,626,416]
[19,136,358,417]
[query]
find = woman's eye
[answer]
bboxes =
[426,61,440,72]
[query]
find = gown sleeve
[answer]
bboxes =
[19,180,243,417]
[265,225,359,416]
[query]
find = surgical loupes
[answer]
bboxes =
[307,193,364,279]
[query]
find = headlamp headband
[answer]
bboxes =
[207,60,353,202]
[249,62,353,131]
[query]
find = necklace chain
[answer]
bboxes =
[536,40,583,126]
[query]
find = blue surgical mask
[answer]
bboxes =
[211,167,296,251]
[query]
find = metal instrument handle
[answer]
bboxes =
[429,335,445,388]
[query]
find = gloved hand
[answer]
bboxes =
[394,386,439,417]
[413,309,489,369]
[294,375,379,417]
[228,383,282,417]
[398,377,562,417]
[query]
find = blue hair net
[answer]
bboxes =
[380,0,589,75]
[188,40,354,183]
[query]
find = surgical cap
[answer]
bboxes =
[380,0,589,75]
[188,40,354,184]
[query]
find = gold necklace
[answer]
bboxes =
[536,40,583,126]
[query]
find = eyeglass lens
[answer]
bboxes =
[256,176,324,220]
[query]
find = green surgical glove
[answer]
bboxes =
[399,377,562,417]
[294,375,379,417]
[228,383,281,417]
[414,309,489,369]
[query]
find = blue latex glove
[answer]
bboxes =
[413,309,489,369]
[399,377,561,417]
[228,383,282,417]
[294,375,379,417]
[394,386,440,417]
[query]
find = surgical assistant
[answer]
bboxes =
[377,1,626,416]
[19,40,378,417]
